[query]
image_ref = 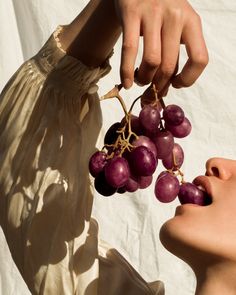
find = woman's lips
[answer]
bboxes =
[174,176,213,215]
[192,175,213,197]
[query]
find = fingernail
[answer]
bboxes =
[123,79,132,89]
[134,68,145,86]
[134,79,145,87]
[134,67,139,78]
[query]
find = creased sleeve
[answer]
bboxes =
[0,26,164,295]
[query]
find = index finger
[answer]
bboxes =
[120,15,140,89]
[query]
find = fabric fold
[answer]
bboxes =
[0,26,163,295]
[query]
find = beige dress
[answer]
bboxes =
[0,26,164,295]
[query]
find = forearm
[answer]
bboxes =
[60,0,121,67]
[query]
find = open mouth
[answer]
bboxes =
[193,176,213,206]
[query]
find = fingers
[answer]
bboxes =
[135,15,162,86]
[172,14,209,89]
[120,14,140,89]
[153,10,183,96]
[119,2,208,91]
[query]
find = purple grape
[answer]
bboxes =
[138,175,153,189]
[152,130,174,159]
[132,135,158,159]
[94,172,117,196]
[104,122,121,145]
[104,156,130,188]
[124,176,139,192]
[157,171,169,179]
[139,105,160,134]
[129,146,157,176]
[178,182,210,206]
[117,187,127,194]
[121,115,144,136]
[162,143,184,170]
[163,104,185,126]
[89,151,107,177]
[140,87,162,111]
[166,117,192,138]
[155,172,180,203]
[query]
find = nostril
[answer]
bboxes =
[211,167,220,177]
[206,158,232,180]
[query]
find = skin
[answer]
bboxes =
[160,157,236,295]
[115,0,208,94]
[59,0,208,95]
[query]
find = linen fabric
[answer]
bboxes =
[0,26,164,295]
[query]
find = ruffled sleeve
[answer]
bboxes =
[0,26,164,295]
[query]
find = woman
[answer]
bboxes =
[160,157,236,295]
[0,0,207,294]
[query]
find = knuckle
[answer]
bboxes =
[193,12,202,24]
[193,51,209,68]
[189,11,202,26]
[161,63,176,77]
[152,2,161,14]
[168,7,183,21]
[122,42,136,53]
[144,54,161,69]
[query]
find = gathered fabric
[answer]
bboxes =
[0,26,164,295]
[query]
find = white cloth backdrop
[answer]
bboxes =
[1,1,236,294]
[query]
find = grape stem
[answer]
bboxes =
[100,84,128,116]
[128,95,142,113]
[152,83,166,109]
[100,84,142,157]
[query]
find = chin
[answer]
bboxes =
[159,216,223,268]
[159,218,184,256]
[159,217,204,264]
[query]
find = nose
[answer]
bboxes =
[205,157,236,180]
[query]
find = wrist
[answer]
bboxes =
[64,0,121,67]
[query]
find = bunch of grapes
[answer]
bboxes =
[89,84,211,206]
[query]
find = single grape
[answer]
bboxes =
[163,104,185,126]
[155,172,180,203]
[140,87,162,111]
[152,130,174,159]
[105,156,130,188]
[162,143,184,170]
[104,122,121,145]
[178,182,210,205]
[117,187,127,194]
[94,172,117,196]
[124,176,139,192]
[89,151,107,177]
[132,135,158,159]
[129,146,157,176]
[139,105,161,134]
[121,114,144,136]
[138,175,153,189]
[166,117,192,138]
[157,171,169,179]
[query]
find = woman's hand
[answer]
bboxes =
[115,0,209,95]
